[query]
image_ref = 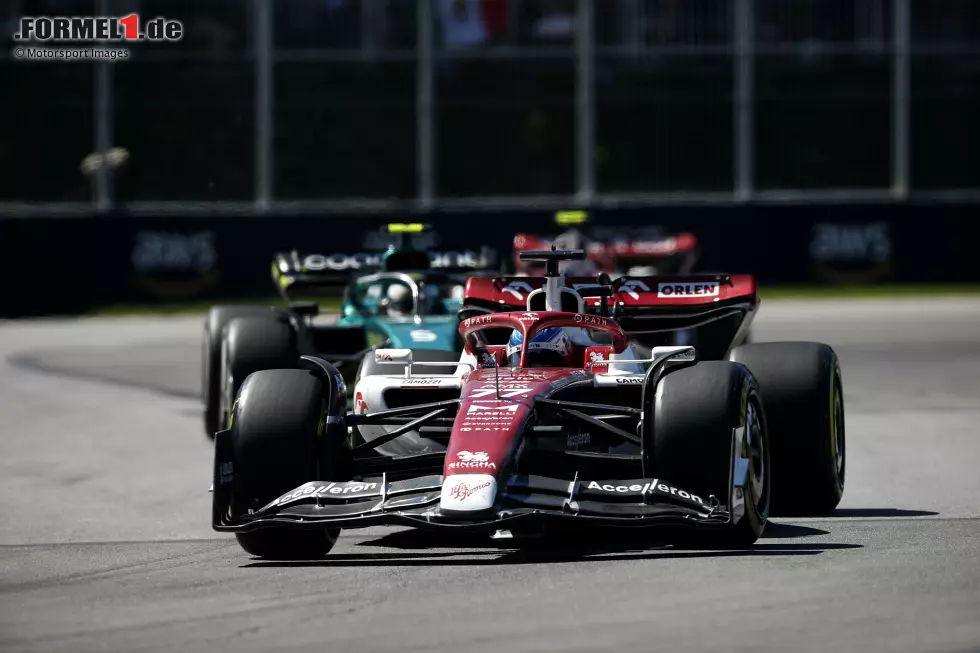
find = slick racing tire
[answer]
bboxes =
[729,342,845,516]
[647,361,771,547]
[230,369,344,559]
[221,316,298,431]
[203,305,277,438]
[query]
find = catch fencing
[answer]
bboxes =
[1,0,979,215]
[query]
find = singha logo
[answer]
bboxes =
[589,351,606,363]
[480,352,497,368]
[456,451,489,463]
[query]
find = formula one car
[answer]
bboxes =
[212,249,845,559]
[512,210,699,278]
[201,224,497,437]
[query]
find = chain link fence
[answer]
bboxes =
[1,0,978,213]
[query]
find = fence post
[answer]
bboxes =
[255,0,274,212]
[575,0,595,204]
[94,0,114,210]
[892,0,910,199]
[417,0,435,209]
[733,0,755,201]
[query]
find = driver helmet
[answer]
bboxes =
[506,327,574,368]
[385,283,413,317]
[553,229,583,250]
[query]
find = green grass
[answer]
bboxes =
[83,284,980,317]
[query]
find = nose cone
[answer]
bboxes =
[440,474,497,512]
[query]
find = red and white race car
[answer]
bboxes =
[212,250,845,559]
[512,213,699,278]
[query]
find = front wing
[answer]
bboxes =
[212,473,733,535]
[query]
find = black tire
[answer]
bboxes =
[230,369,343,559]
[221,317,298,430]
[203,305,276,438]
[647,361,771,547]
[728,342,845,516]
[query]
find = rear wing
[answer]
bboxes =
[462,274,758,334]
[272,248,499,299]
[512,229,699,275]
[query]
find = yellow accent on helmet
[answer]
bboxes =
[555,210,588,226]
[387,223,425,233]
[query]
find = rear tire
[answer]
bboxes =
[203,305,276,437]
[230,369,343,559]
[221,317,298,431]
[729,342,845,516]
[648,361,771,547]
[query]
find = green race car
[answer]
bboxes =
[201,224,497,438]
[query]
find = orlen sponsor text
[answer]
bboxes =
[657,282,720,298]
[587,479,703,504]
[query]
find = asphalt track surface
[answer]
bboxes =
[2,298,979,653]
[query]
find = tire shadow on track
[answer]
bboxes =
[758,522,830,538]
[239,542,863,569]
[828,508,939,518]
[240,524,863,569]
[352,519,836,552]
[241,511,933,570]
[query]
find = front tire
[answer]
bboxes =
[229,369,344,559]
[647,361,771,547]
[729,342,845,515]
